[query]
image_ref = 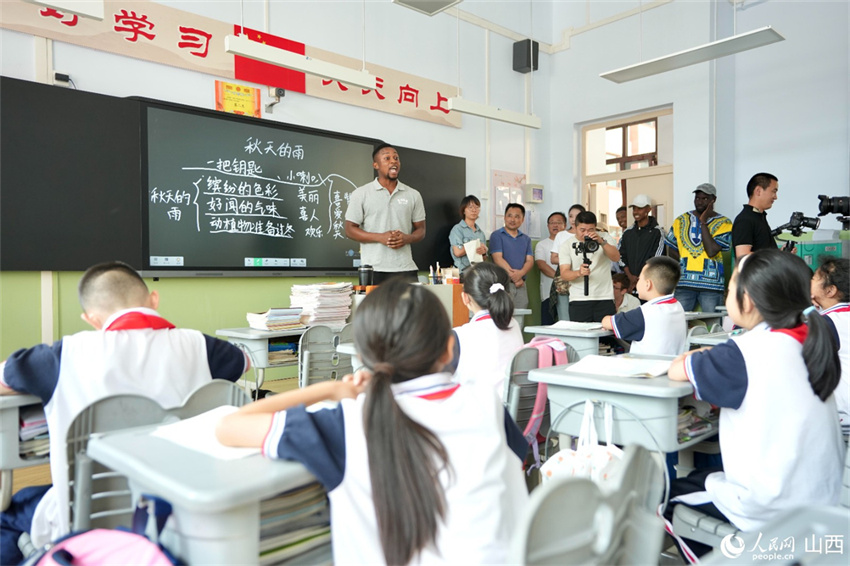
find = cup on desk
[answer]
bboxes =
[358,265,374,287]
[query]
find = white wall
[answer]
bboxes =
[2,0,847,232]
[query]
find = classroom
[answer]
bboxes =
[1,0,849,564]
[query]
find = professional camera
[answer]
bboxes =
[770,211,820,238]
[572,236,599,296]
[818,194,850,217]
[573,236,600,255]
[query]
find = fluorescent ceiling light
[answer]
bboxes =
[448,96,541,129]
[24,0,104,20]
[392,0,462,17]
[600,26,784,84]
[225,34,375,90]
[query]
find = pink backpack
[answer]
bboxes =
[521,336,569,471]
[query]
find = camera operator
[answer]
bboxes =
[732,172,780,260]
[557,211,621,322]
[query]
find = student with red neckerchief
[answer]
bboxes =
[0,261,248,557]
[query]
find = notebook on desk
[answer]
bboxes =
[566,355,671,378]
[549,321,604,331]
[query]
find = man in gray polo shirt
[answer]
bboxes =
[344,143,426,284]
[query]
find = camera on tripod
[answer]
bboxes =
[818,194,850,231]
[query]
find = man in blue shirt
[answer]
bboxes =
[489,203,533,309]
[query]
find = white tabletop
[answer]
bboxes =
[87,425,316,513]
[684,311,723,321]
[529,355,693,399]
[688,331,732,346]
[0,394,41,410]
[216,327,305,340]
[524,324,613,338]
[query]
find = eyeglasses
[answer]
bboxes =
[548,221,566,226]
[466,205,480,211]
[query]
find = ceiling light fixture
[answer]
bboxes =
[447,96,541,129]
[391,0,462,17]
[224,34,375,90]
[601,25,784,84]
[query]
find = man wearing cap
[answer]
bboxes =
[664,183,732,313]
[619,194,665,293]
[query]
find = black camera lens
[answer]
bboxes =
[818,194,850,217]
[584,236,600,253]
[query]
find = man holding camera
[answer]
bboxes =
[558,211,621,322]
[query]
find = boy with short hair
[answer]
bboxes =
[602,256,687,355]
[490,203,534,309]
[0,261,249,555]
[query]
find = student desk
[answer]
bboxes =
[529,356,716,453]
[688,331,733,348]
[86,424,320,565]
[0,394,46,511]
[215,327,305,387]
[523,325,613,360]
[684,311,724,328]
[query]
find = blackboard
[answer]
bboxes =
[0,76,465,275]
[143,104,376,274]
[0,76,143,270]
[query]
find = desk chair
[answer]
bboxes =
[68,381,250,532]
[671,438,850,556]
[298,324,354,388]
[509,444,665,565]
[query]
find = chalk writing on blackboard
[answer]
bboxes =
[150,149,356,240]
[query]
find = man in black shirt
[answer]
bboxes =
[732,172,778,260]
[620,194,665,292]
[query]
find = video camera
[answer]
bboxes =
[572,236,600,296]
[770,211,820,238]
[818,194,850,230]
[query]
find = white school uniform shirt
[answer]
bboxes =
[611,294,687,356]
[534,237,558,299]
[684,322,845,532]
[822,302,850,428]
[263,373,529,565]
[452,310,524,399]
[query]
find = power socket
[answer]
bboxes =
[53,72,71,86]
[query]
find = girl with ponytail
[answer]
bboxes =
[217,278,528,565]
[452,262,524,398]
[666,249,844,556]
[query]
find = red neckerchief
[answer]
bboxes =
[105,311,176,331]
[771,324,808,344]
[416,383,461,401]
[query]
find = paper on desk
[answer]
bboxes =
[151,405,261,460]
[550,320,604,331]
[463,239,484,263]
[567,355,671,378]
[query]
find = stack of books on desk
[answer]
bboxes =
[259,482,331,565]
[289,282,353,330]
[19,405,49,459]
[247,308,308,332]
[677,407,716,443]
[268,339,298,365]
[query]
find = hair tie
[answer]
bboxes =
[803,305,817,318]
[489,283,505,294]
[372,362,394,376]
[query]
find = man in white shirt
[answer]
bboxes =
[558,211,621,322]
[534,212,566,325]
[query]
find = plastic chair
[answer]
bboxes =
[509,444,666,565]
[298,324,354,388]
[505,341,579,436]
[68,381,251,532]
[708,323,723,333]
[67,395,171,532]
[171,380,250,419]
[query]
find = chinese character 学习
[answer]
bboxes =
[177,26,212,58]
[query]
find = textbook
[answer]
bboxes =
[566,355,671,378]
[290,282,353,330]
[549,320,604,331]
[247,307,308,331]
